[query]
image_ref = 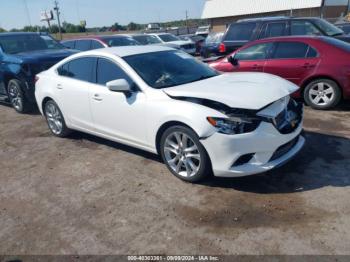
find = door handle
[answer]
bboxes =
[302,63,315,69]
[93,94,103,101]
[56,84,63,89]
[252,64,263,70]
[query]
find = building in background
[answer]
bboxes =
[202,0,349,32]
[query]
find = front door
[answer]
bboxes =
[89,57,147,147]
[230,42,274,73]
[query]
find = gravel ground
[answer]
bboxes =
[0,102,349,255]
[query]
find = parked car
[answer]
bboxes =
[0,32,78,113]
[196,26,210,37]
[219,16,349,55]
[147,33,196,55]
[178,34,205,54]
[130,34,164,45]
[209,36,350,110]
[336,22,350,35]
[200,32,224,58]
[35,46,304,182]
[61,35,140,51]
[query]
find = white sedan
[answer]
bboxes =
[35,46,305,182]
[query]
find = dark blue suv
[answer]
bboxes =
[0,32,78,113]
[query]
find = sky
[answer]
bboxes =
[0,0,206,30]
[0,0,349,30]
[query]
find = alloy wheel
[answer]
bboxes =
[308,82,335,106]
[163,131,201,178]
[8,83,23,111]
[45,102,63,135]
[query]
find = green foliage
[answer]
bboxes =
[0,28,6,32]
[62,22,86,33]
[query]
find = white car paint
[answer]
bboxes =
[148,33,196,55]
[35,46,305,178]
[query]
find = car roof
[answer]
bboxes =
[0,32,47,37]
[61,35,132,42]
[237,16,320,23]
[79,45,174,57]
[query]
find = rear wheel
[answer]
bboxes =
[160,125,211,182]
[7,79,32,113]
[44,100,71,137]
[304,79,341,110]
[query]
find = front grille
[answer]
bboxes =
[273,99,303,134]
[181,44,195,49]
[270,135,300,162]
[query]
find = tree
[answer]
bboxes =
[127,22,142,31]
[0,28,6,32]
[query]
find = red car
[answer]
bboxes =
[209,36,350,109]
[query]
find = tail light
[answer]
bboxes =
[34,75,39,84]
[219,42,226,53]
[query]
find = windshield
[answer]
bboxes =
[132,35,162,45]
[0,34,64,54]
[124,50,218,89]
[158,34,180,42]
[101,36,140,47]
[313,19,344,36]
[205,32,224,44]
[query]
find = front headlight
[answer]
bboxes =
[207,116,260,135]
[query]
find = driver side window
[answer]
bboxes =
[96,58,133,86]
[235,43,272,61]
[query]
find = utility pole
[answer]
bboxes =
[185,10,189,34]
[53,0,62,40]
[320,0,325,18]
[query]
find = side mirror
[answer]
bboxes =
[107,79,131,93]
[228,54,239,67]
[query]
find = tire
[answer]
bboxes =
[304,79,341,110]
[160,125,211,183]
[7,79,33,113]
[43,100,71,138]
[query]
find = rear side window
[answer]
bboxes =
[96,58,132,86]
[75,40,92,51]
[61,57,96,82]
[306,47,318,58]
[91,40,104,49]
[260,22,287,38]
[291,21,321,36]
[236,43,273,60]
[62,41,75,49]
[272,42,309,59]
[225,23,257,41]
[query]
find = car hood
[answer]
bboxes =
[165,40,193,46]
[163,73,299,110]
[14,49,79,64]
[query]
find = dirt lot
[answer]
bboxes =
[0,103,349,255]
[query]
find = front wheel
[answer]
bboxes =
[304,79,341,110]
[44,100,71,137]
[160,125,211,182]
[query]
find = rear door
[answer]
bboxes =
[56,57,96,130]
[223,22,258,54]
[258,21,288,39]
[264,41,320,85]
